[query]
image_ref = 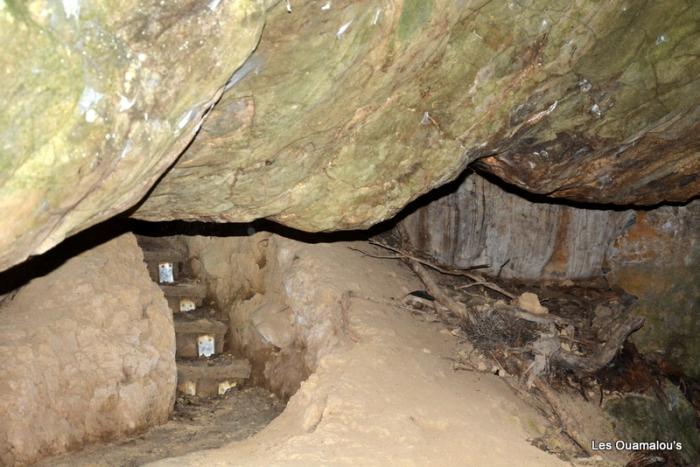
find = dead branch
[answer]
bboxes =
[405,258,477,325]
[366,240,515,300]
[533,378,592,456]
[550,315,644,375]
[523,314,644,390]
[456,281,492,290]
[364,241,477,273]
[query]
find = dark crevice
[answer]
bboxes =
[471,164,699,211]
[3,159,696,298]
[0,218,131,296]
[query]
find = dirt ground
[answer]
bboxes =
[146,239,567,466]
[21,236,670,466]
[37,388,285,467]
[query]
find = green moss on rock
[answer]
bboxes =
[397,0,432,42]
[605,380,700,465]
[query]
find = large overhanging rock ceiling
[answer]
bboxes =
[1,0,699,272]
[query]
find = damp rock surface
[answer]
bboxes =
[605,380,700,465]
[0,233,176,466]
[607,199,700,380]
[400,172,634,279]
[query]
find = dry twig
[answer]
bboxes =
[550,315,644,375]
[533,378,592,456]
[404,257,476,325]
[364,240,515,299]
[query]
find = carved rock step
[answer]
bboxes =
[142,249,188,283]
[174,314,228,358]
[177,354,251,397]
[159,281,207,313]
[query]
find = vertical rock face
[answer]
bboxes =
[400,172,700,381]
[0,0,265,272]
[400,172,634,279]
[0,233,176,466]
[606,200,700,379]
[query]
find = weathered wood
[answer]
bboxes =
[550,316,645,375]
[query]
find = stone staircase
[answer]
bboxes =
[137,236,251,398]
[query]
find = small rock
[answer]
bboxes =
[516,292,549,315]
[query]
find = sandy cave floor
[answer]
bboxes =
[148,240,567,466]
[36,388,285,467]
[35,239,580,466]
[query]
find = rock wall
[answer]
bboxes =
[0,233,176,466]
[0,0,265,272]
[400,172,700,379]
[606,200,700,379]
[400,172,635,279]
[184,234,356,399]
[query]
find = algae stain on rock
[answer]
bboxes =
[605,380,700,465]
[397,0,432,42]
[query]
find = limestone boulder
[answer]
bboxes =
[136,0,700,228]
[0,0,265,272]
[0,233,176,466]
[2,0,699,276]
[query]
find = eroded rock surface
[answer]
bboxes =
[401,174,634,279]
[400,171,635,279]
[0,233,176,466]
[607,199,700,379]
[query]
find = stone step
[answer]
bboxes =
[174,314,228,358]
[159,281,207,313]
[177,354,251,397]
[142,249,188,283]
